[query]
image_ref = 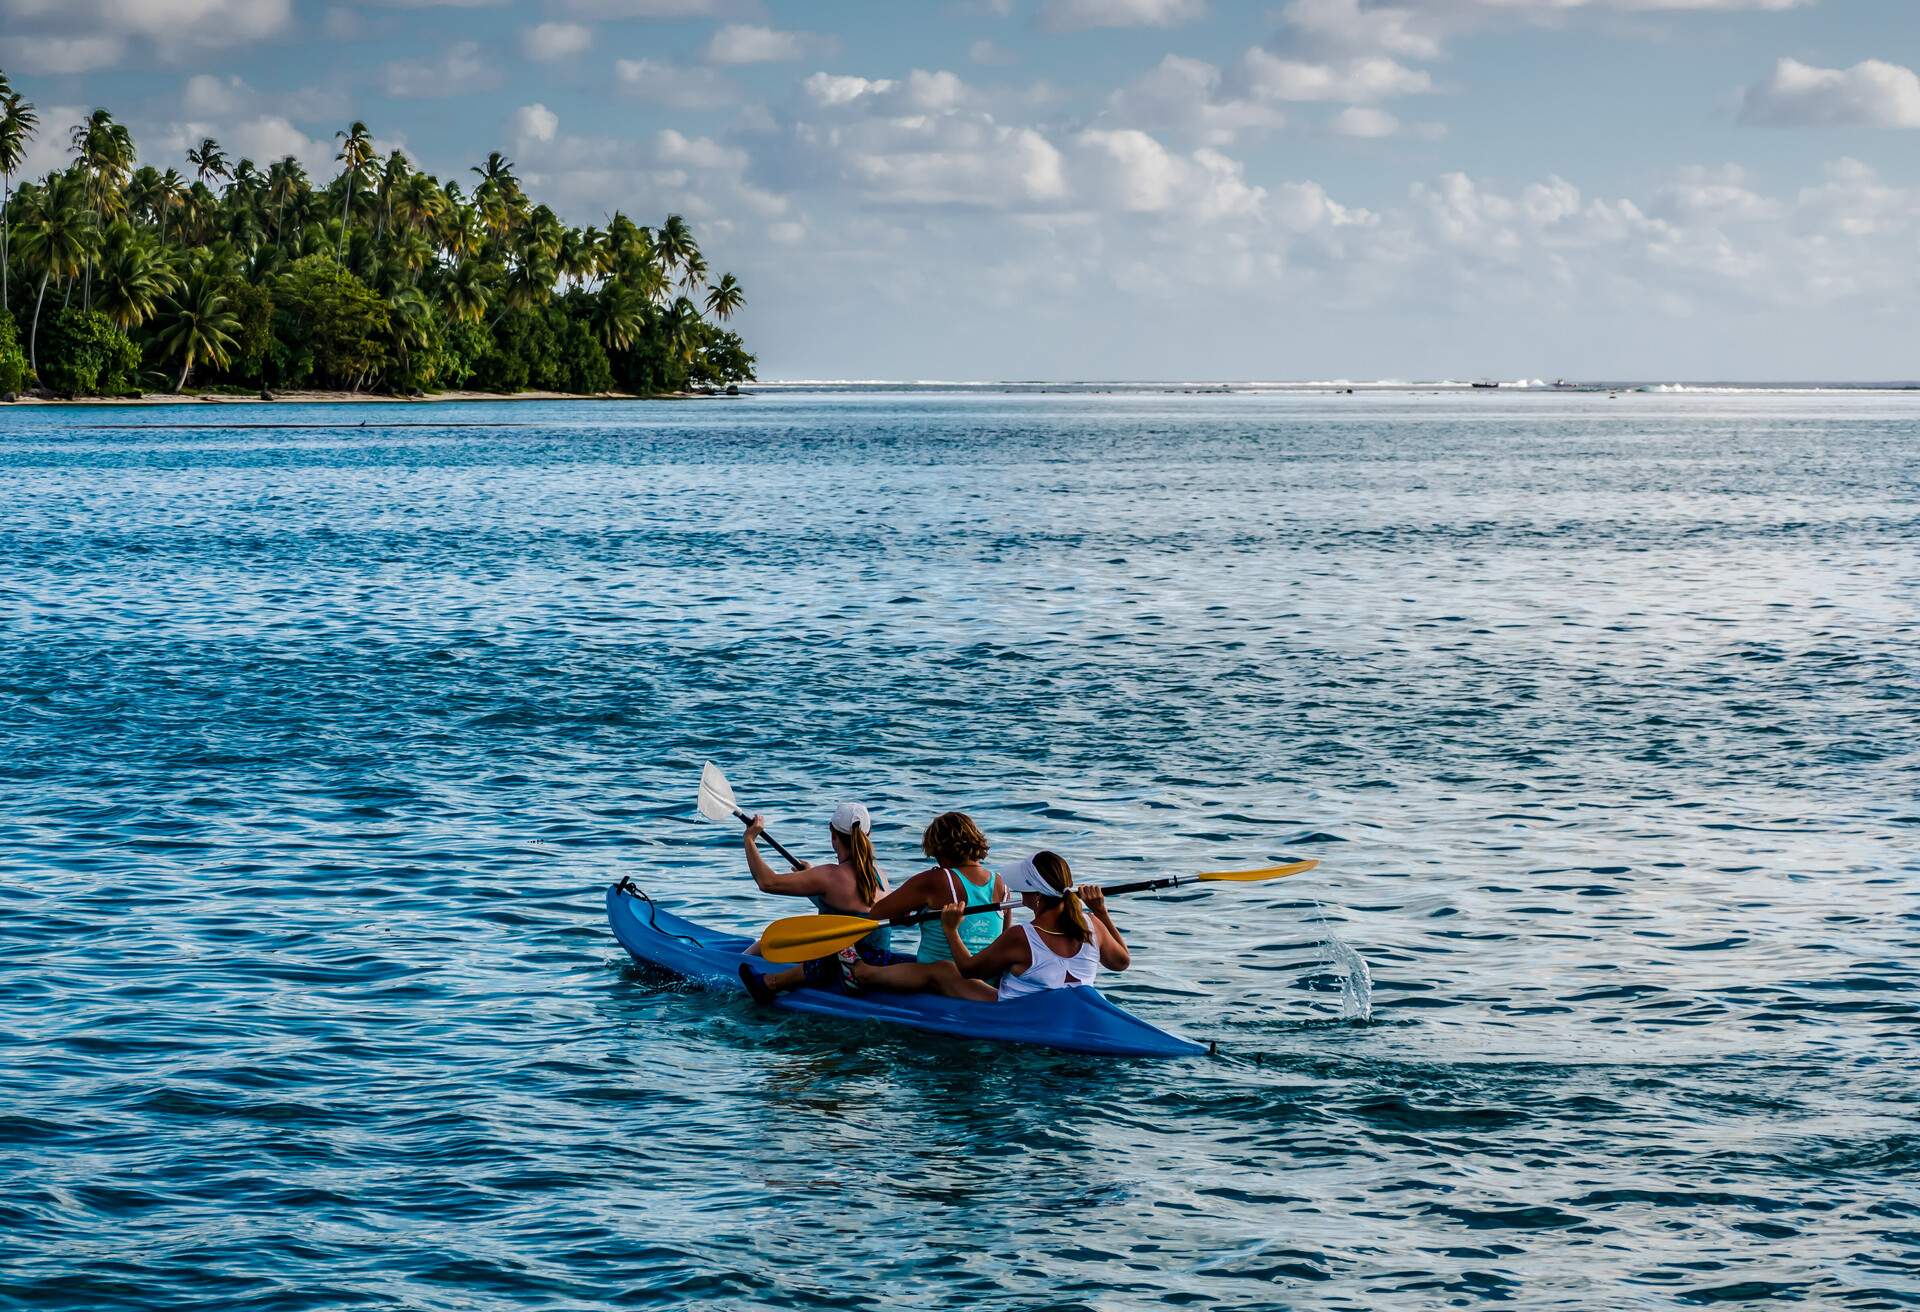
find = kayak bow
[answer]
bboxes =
[606,881,1208,1059]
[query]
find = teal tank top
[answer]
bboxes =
[916,867,1001,964]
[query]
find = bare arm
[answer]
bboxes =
[1082,886,1130,972]
[743,815,833,899]
[865,867,942,923]
[943,911,1030,981]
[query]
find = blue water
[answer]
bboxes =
[2,390,1916,1310]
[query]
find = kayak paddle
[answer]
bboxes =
[756,859,1320,963]
[697,762,806,871]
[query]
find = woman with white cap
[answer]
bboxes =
[737,803,902,1002]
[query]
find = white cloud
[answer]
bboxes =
[1106,54,1287,145]
[177,73,342,125]
[7,35,129,73]
[1740,57,1920,129]
[1074,130,1266,218]
[512,103,560,144]
[182,73,250,117]
[1269,0,1808,68]
[1039,0,1206,30]
[560,0,740,14]
[704,24,829,65]
[12,103,85,180]
[1277,0,1444,60]
[803,73,893,108]
[146,109,337,177]
[522,22,594,61]
[800,70,975,114]
[1331,106,1401,137]
[772,93,1068,209]
[614,58,742,109]
[657,128,747,171]
[385,40,499,97]
[1240,49,1434,102]
[0,0,292,64]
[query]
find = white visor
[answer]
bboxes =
[1000,853,1064,896]
[830,802,871,836]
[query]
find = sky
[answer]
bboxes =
[3,0,1918,381]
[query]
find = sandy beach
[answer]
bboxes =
[0,388,716,406]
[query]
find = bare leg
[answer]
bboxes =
[761,966,805,994]
[854,959,996,1002]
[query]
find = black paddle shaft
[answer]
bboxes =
[735,808,807,871]
[888,874,1197,927]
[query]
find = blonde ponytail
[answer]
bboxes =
[844,824,881,906]
[1058,888,1092,948]
[1034,851,1091,948]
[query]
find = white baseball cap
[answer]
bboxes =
[830,802,871,835]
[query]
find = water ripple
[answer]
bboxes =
[1,391,1916,1310]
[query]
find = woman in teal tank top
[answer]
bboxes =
[915,862,1001,963]
[843,811,1008,1002]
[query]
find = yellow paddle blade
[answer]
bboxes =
[1194,859,1319,882]
[759,913,882,964]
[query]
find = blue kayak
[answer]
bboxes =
[606,882,1208,1059]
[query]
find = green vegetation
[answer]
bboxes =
[0,70,753,400]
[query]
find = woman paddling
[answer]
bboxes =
[738,803,897,1001]
[838,811,1011,1001]
[939,851,1131,999]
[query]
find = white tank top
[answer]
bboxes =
[997,922,1101,1000]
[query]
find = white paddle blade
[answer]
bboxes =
[697,762,738,823]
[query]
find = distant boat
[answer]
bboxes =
[1472,381,1500,389]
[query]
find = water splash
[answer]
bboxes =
[1318,914,1374,1023]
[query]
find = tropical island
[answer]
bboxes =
[0,68,753,403]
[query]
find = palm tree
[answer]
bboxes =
[678,247,707,295]
[266,156,308,248]
[440,258,491,324]
[665,295,702,368]
[181,182,217,246]
[0,88,39,310]
[154,169,187,245]
[375,149,410,240]
[334,121,375,262]
[496,254,554,322]
[394,170,443,237]
[578,225,608,288]
[158,275,238,390]
[471,152,516,197]
[655,213,695,282]
[593,282,645,352]
[94,221,176,329]
[186,137,229,190]
[385,285,432,386]
[16,172,94,376]
[68,108,133,306]
[631,256,669,307]
[705,273,744,321]
[443,204,486,262]
[387,227,432,279]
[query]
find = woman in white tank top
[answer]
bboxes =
[938,850,1132,1000]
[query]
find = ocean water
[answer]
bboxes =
[1,389,1915,1311]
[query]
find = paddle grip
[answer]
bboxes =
[736,808,807,871]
